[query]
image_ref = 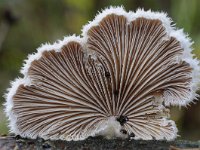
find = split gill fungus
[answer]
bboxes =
[4,6,200,141]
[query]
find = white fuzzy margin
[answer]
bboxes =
[82,6,200,106]
[82,7,173,40]
[4,35,83,136]
[3,77,31,134]
[20,35,83,76]
[3,6,200,139]
[160,118,178,141]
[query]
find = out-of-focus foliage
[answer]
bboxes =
[0,0,200,139]
[171,0,200,57]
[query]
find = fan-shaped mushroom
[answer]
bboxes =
[4,6,200,141]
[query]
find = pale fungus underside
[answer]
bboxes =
[4,7,200,141]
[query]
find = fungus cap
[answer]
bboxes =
[4,6,200,141]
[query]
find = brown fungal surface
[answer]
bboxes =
[5,7,199,141]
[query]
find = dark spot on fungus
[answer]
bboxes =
[42,142,51,149]
[129,132,135,138]
[120,129,127,134]
[15,135,21,140]
[116,115,129,126]
[114,90,119,96]
[105,71,110,78]
[27,141,34,145]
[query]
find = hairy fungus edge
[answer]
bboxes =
[3,78,31,135]
[161,118,178,141]
[170,29,200,106]
[81,6,173,41]
[4,35,84,136]
[4,6,200,139]
[82,6,200,106]
[20,35,83,76]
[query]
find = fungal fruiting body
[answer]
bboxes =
[4,7,200,141]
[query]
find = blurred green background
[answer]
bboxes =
[0,0,200,140]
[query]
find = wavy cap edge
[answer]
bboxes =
[82,6,173,42]
[20,35,83,77]
[3,6,200,140]
[82,6,200,106]
[170,29,200,106]
[4,35,84,137]
[3,77,31,135]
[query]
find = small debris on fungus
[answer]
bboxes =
[116,115,129,126]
